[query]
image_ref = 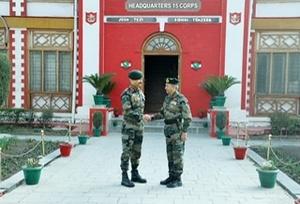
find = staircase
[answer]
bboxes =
[109,117,209,134]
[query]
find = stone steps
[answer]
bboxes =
[109,117,209,134]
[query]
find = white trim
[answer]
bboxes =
[12,29,25,108]
[104,15,222,23]
[71,0,78,123]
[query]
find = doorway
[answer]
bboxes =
[144,55,178,113]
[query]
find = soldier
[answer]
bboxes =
[120,69,149,188]
[150,77,192,188]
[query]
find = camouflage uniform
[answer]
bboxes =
[152,90,192,181]
[120,87,145,172]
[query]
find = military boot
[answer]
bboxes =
[160,175,174,185]
[121,172,135,187]
[131,169,147,183]
[166,176,182,188]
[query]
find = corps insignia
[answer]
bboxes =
[229,12,242,25]
[86,12,97,25]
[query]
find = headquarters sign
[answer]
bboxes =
[126,0,201,11]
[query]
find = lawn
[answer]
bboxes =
[251,145,300,185]
[0,137,60,180]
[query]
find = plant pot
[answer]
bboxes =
[257,168,279,188]
[93,128,101,137]
[233,146,247,160]
[103,95,111,107]
[221,136,231,146]
[214,96,226,107]
[22,165,43,185]
[59,143,72,157]
[93,94,104,105]
[78,135,88,145]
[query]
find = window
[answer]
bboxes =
[255,32,300,115]
[256,52,300,95]
[29,31,73,112]
[0,29,7,54]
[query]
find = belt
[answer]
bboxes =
[164,118,178,125]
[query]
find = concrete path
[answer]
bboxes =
[0,132,295,204]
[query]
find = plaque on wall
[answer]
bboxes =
[126,0,201,12]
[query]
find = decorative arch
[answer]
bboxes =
[143,32,181,54]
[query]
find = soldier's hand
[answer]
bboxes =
[143,114,151,122]
[181,132,188,141]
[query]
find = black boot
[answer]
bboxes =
[131,169,147,183]
[160,175,174,185]
[166,177,182,188]
[121,172,135,187]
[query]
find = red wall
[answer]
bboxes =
[101,0,225,116]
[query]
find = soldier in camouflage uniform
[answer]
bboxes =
[120,70,149,188]
[150,77,192,188]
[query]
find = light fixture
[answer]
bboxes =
[191,61,202,70]
[121,60,132,69]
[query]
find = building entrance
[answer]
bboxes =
[144,55,178,113]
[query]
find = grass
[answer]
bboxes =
[0,137,60,180]
[251,146,300,184]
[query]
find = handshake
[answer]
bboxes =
[143,114,152,122]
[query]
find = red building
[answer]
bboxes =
[78,0,252,119]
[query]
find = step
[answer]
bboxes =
[109,117,209,133]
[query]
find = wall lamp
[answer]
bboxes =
[191,61,202,70]
[121,60,132,69]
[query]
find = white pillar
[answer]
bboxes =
[76,0,100,119]
[224,0,252,121]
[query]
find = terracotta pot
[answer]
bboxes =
[233,146,247,160]
[59,143,72,157]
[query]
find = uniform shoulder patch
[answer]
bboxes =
[177,94,188,104]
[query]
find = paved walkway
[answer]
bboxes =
[0,132,295,204]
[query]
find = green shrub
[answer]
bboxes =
[0,54,10,108]
[216,111,226,130]
[270,112,300,135]
[93,112,103,129]
[39,109,53,128]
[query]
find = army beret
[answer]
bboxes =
[128,70,143,80]
[166,77,179,85]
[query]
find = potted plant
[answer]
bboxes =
[83,73,115,106]
[216,111,226,139]
[256,134,279,188]
[77,120,89,145]
[257,160,279,188]
[0,53,10,108]
[22,157,43,185]
[202,75,240,107]
[93,112,103,137]
[233,122,248,160]
[216,111,231,145]
[59,121,73,157]
[198,109,207,119]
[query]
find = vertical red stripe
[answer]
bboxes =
[9,0,14,16]
[8,31,14,107]
[219,0,227,76]
[22,30,29,109]
[77,0,83,106]
[249,32,256,116]
[241,0,251,109]
[22,0,27,16]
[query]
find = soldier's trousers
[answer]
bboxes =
[120,128,144,172]
[165,132,185,178]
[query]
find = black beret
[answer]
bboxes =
[128,70,143,80]
[166,77,179,85]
